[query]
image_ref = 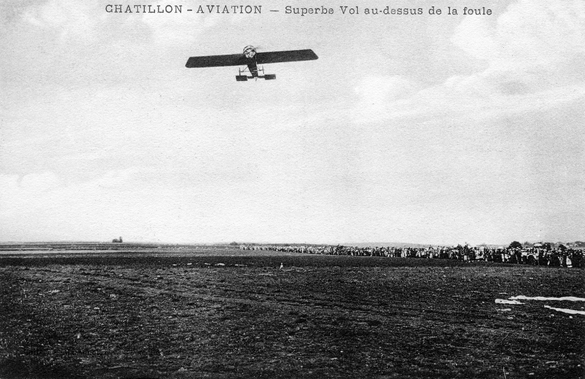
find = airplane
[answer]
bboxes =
[185,45,318,81]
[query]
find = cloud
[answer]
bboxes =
[453,0,585,64]
[0,172,62,217]
[21,0,98,42]
[141,2,206,47]
[450,17,498,61]
[346,0,585,125]
[451,0,585,89]
[355,76,418,106]
[353,75,420,123]
[140,0,259,48]
[19,171,62,192]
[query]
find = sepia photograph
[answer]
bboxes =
[0,0,583,377]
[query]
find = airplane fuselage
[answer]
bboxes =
[242,45,260,77]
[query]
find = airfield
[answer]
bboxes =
[0,244,583,378]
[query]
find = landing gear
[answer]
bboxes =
[236,66,276,81]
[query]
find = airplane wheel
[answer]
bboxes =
[236,75,248,81]
[264,74,276,80]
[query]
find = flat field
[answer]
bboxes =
[0,247,583,378]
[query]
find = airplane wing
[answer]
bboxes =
[185,54,248,68]
[256,49,318,64]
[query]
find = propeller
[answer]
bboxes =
[243,45,257,58]
[243,45,268,57]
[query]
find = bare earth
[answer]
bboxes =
[0,247,583,378]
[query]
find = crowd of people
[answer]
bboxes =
[239,243,584,268]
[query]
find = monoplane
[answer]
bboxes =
[185,45,318,81]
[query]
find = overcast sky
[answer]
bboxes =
[1,0,583,245]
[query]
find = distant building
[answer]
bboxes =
[112,236,123,243]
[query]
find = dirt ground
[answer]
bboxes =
[0,249,583,378]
